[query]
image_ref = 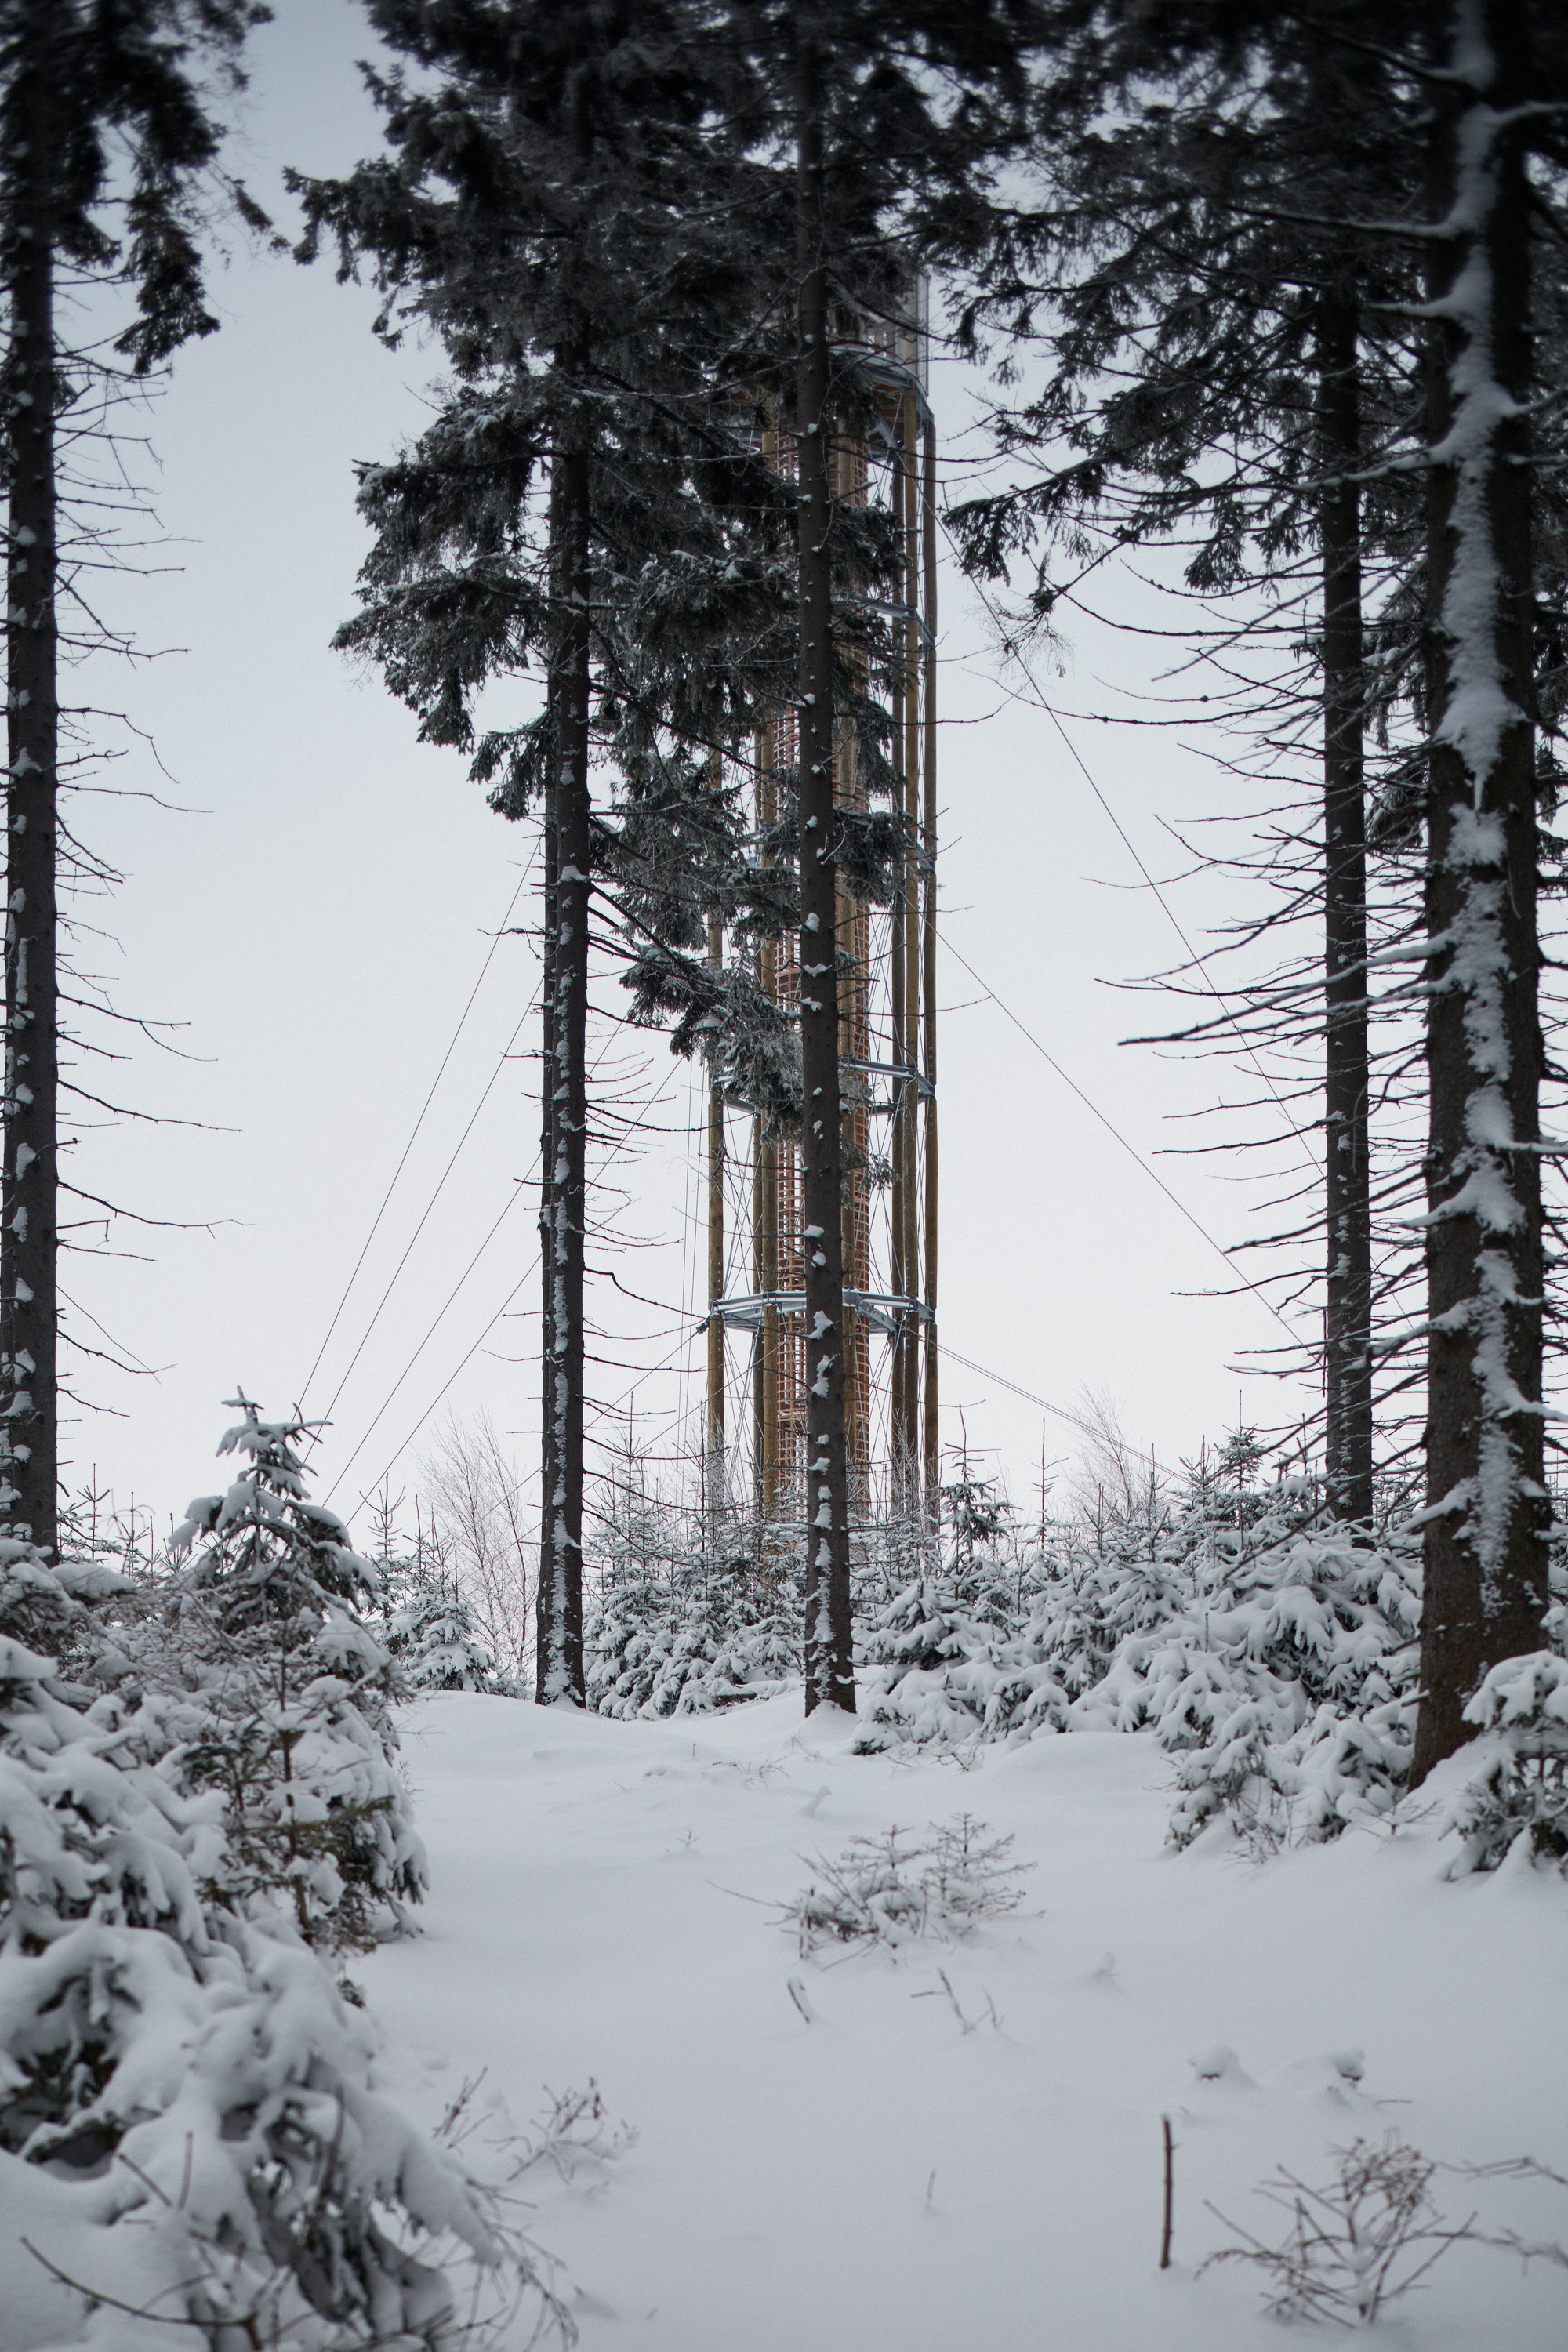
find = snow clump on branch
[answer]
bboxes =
[854,1475,1425,1851]
[0,1402,567,2350]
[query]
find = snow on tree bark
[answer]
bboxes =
[536,698,560,1697]
[1,1,59,1559]
[539,436,590,1704]
[1414,0,1548,1780]
[796,20,854,1716]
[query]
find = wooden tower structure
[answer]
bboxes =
[703,294,938,1529]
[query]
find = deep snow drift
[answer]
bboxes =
[360,1691,1568,2350]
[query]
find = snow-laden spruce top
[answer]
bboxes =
[854,1508,1422,1847]
[0,1407,524,2349]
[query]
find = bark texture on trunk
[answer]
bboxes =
[2,4,59,1558]
[796,22,854,1714]
[534,745,560,1694]
[899,395,921,1499]
[920,419,939,1513]
[706,905,725,1532]
[1414,0,1547,1781]
[536,439,590,1704]
[753,718,779,1525]
[1319,285,1374,1530]
[888,445,908,1469]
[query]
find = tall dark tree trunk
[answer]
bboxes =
[705,904,725,1541]
[536,440,590,1704]
[795,19,854,1715]
[2,3,59,1559]
[1413,0,1547,1782]
[535,717,560,1694]
[920,416,939,1512]
[1319,285,1374,1530]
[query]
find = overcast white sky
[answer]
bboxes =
[64,0,1323,1546]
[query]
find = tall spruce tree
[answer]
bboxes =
[732,0,1032,1709]
[1410,0,1566,1776]
[0,0,267,1558]
[302,0,1028,1716]
[949,4,1434,1530]
[954,0,1568,1763]
[793,14,856,1711]
[296,0,808,1704]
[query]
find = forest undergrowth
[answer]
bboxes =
[578,1435,1568,1878]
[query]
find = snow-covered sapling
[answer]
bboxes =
[1200,2136,1472,2325]
[0,1515,546,2347]
[148,1396,426,1953]
[782,1814,1031,1956]
[1441,1652,1568,1874]
[390,1575,501,1693]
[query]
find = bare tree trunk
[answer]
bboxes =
[795,17,853,1714]
[889,446,909,1471]
[1413,0,1547,1781]
[534,741,559,1693]
[705,904,725,1540]
[753,718,780,1526]
[900,393,921,1497]
[920,418,939,1515]
[537,438,590,1704]
[2,2,59,1558]
[1319,285,1374,1530]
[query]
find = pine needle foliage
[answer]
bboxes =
[0,1495,542,2346]
[783,1814,1030,1956]
[145,1396,426,1956]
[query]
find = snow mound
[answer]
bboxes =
[359,1690,1568,2352]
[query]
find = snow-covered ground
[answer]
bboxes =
[365,1693,1568,2349]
